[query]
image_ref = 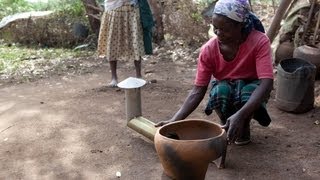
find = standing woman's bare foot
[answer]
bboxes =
[108,79,118,88]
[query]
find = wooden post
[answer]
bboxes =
[267,0,293,43]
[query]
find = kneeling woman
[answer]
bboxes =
[156,0,273,145]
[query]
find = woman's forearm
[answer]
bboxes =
[171,86,207,121]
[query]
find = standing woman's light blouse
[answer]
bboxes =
[104,0,130,11]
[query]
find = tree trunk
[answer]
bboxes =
[148,0,165,43]
[81,0,102,37]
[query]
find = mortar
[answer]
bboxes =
[154,119,227,180]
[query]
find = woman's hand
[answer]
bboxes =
[155,85,208,128]
[221,112,247,143]
[222,78,273,142]
[154,119,175,127]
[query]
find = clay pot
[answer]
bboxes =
[154,119,227,180]
[293,45,320,78]
[275,41,294,64]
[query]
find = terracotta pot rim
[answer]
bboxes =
[156,119,226,142]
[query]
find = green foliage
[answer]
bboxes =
[54,0,86,18]
[96,0,104,4]
[193,0,216,9]
[0,0,32,19]
[191,12,203,22]
[0,0,86,19]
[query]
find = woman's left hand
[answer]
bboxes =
[221,112,247,143]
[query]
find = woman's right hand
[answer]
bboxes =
[154,85,207,128]
[154,119,175,127]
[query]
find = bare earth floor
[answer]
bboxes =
[0,56,320,180]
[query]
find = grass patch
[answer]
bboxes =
[0,43,95,75]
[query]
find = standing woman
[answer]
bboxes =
[98,0,152,87]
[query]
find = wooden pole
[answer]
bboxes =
[267,0,293,43]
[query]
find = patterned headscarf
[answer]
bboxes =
[213,0,265,34]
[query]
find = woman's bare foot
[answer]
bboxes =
[107,79,118,88]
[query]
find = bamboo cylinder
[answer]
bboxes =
[127,117,157,141]
[125,88,142,122]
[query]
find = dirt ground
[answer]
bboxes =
[1,47,320,180]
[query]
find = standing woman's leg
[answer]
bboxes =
[134,58,142,78]
[97,10,120,87]
[99,3,145,85]
[109,60,118,87]
[129,4,145,78]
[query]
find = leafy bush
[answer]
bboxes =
[0,0,33,19]
[0,0,86,20]
[53,0,86,18]
[0,0,89,47]
[163,0,210,44]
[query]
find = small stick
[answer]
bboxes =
[87,4,103,12]
[87,13,101,20]
[0,125,14,134]
[272,0,276,13]
[248,0,253,12]
[312,9,320,45]
[301,0,316,45]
